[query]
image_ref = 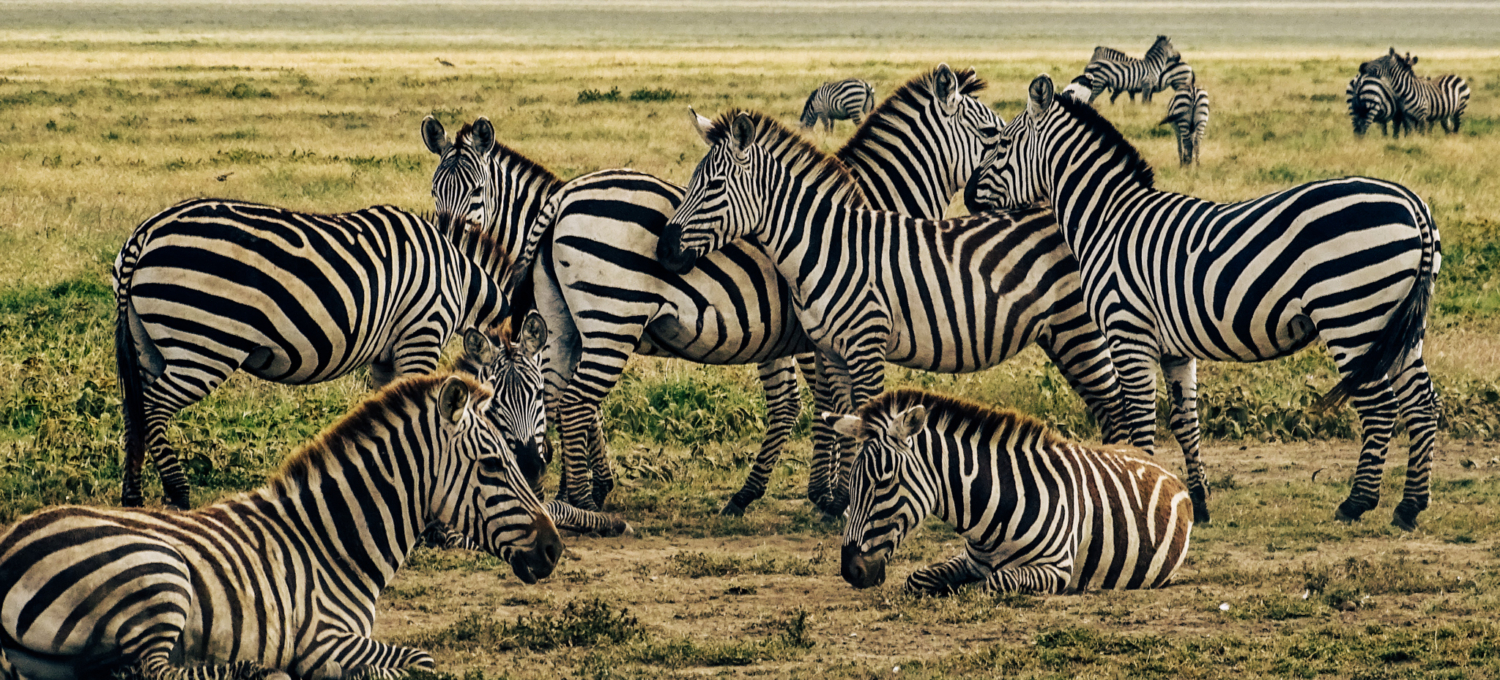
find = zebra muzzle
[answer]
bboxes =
[656,222,699,274]
[841,543,887,589]
[508,511,563,584]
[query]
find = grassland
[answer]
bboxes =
[4,3,1500,677]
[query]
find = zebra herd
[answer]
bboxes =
[1347,48,1470,138]
[0,45,1454,678]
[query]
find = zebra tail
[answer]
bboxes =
[116,293,150,499]
[1317,197,1438,410]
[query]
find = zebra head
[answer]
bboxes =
[658,110,773,274]
[964,75,1059,214]
[432,375,562,584]
[458,311,551,497]
[423,115,496,234]
[826,404,933,589]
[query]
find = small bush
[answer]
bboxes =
[628,88,682,102]
[577,86,621,103]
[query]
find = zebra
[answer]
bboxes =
[115,198,510,511]
[1058,74,1093,102]
[1347,74,1403,137]
[657,109,1126,487]
[799,78,876,132]
[1359,48,1470,134]
[0,372,562,680]
[830,388,1192,595]
[1089,45,1129,63]
[1082,35,1181,104]
[965,74,1442,530]
[1157,60,1195,92]
[1158,80,1209,165]
[507,65,1005,514]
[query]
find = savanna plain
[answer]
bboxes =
[5,3,1500,678]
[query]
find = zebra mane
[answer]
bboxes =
[838,65,986,160]
[1053,94,1156,189]
[419,209,516,281]
[270,373,492,491]
[855,387,1066,447]
[448,122,563,189]
[706,109,865,206]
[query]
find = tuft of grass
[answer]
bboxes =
[405,598,645,652]
[666,550,817,578]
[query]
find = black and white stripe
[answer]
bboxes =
[1359,49,1470,134]
[659,110,1128,512]
[1158,81,1209,165]
[0,373,561,680]
[1347,74,1403,137]
[831,389,1192,595]
[1082,35,1181,104]
[509,65,1004,514]
[966,75,1443,530]
[115,198,508,510]
[799,78,876,132]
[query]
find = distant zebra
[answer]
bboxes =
[966,75,1442,530]
[0,373,562,680]
[831,389,1192,594]
[658,111,1127,484]
[508,65,1005,514]
[115,198,509,510]
[1360,48,1470,134]
[1158,60,1195,92]
[799,78,876,132]
[1159,81,1209,165]
[1347,74,1403,137]
[1083,35,1181,104]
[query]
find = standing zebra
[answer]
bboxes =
[115,199,510,510]
[966,75,1442,530]
[1347,74,1403,137]
[508,65,1007,514]
[1360,49,1470,134]
[657,110,1126,488]
[1089,45,1129,63]
[1158,80,1209,165]
[831,389,1192,595]
[1157,61,1195,92]
[799,78,876,132]
[1083,35,1181,104]
[0,373,562,680]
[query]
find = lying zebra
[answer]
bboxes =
[832,389,1194,595]
[0,373,562,680]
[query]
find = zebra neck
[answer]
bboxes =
[759,188,868,297]
[842,138,952,220]
[487,161,563,260]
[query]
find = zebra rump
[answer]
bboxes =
[834,389,1193,595]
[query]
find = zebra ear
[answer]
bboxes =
[519,311,549,357]
[689,107,715,146]
[824,413,865,440]
[891,406,928,439]
[934,63,961,116]
[438,376,472,424]
[422,116,451,155]
[730,112,756,159]
[468,117,496,156]
[1027,75,1055,121]
[463,328,500,366]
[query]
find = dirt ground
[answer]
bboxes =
[380,439,1500,678]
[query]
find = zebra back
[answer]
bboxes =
[1090,45,1129,63]
[838,389,1192,594]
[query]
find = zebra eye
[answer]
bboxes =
[478,455,506,474]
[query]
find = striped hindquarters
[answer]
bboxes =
[1067,444,1194,590]
[800,79,876,128]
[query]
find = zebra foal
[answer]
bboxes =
[967,75,1442,530]
[116,199,510,510]
[799,78,876,132]
[831,389,1192,595]
[0,373,562,680]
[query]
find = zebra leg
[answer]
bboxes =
[1036,322,1127,444]
[1110,348,1161,454]
[554,342,635,510]
[722,357,802,515]
[1389,356,1440,530]
[904,553,985,596]
[1334,379,1400,523]
[808,351,855,516]
[137,369,237,510]
[984,563,1072,595]
[1161,355,1209,524]
[546,499,632,536]
[297,635,435,680]
[586,411,614,510]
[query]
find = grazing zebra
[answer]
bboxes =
[1158,80,1209,165]
[1359,49,1470,134]
[966,75,1442,530]
[508,65,1005,514]
[0,373,562,680]
[115,199,509,510]
[1347,74,1403,137]
[831,389,1192,595]
[1083,35,1181,104]
[658,110,1126,487]
[799,78,876,132]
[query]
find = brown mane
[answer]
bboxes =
[854,387,1067,448]
[838,65,987,160]
[704,109,866,208]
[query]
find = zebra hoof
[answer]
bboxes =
[1333,500,1369,523]
[1392,501,1423,532]
[719,500,748,517]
